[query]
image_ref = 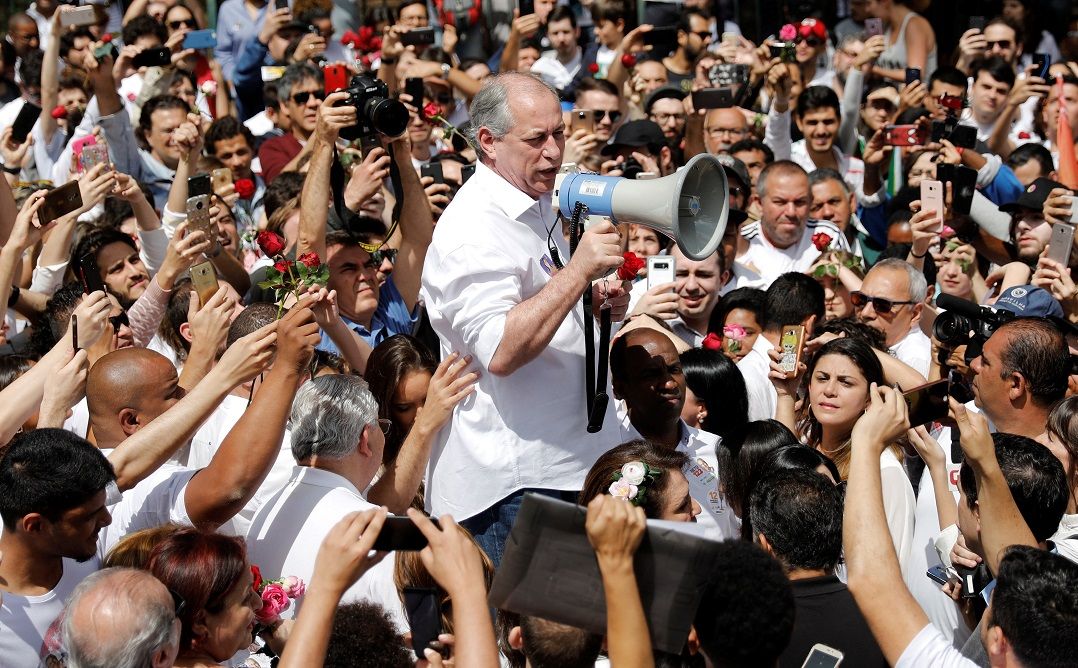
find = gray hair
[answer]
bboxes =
[466,72,559,149]
[871,258,928,303]
[277,62,323,102]
[756,160,808,200]
[290,375,379,462]
[62,568,177,668]
[807,167,851,197]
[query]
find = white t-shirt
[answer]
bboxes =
[896,624,979,668]
[789,140,865,195]
[98,463,195,556]
[891,327,932,378]
[737,333,778,421]
[245,466,404,629]
[727,219,848,292]
[1052,513,1078,564]
[880,447,918,582]
[0,557,100,667]
[530,48,582,92]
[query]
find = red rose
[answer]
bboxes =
[811,232,832,252]
[251,565,263,593]
[616,252,646,281]
[341,29,360,47]
[274,259,293,273]
[101,34,112,43]
[50,105,67,120]
[234,178,256,200]
[422,102,440,120]
[257,230,286,256]
[588,62,599,74]
[298,251,320,268]
[620,53,637,68]
[701,332,723,350]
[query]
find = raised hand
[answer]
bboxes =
[851,383,910,453]
[186,285,236,355]
[311,509,389,596]
[275,296,322,375]
[414,352,479,433]
[585,494,646,566]
[406,508,487,599]
[215,320,277,387]
[71,290,113,349]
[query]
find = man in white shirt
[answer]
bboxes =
[420,72,630,564]
[530,6,582,95]
[728,161,847,292]
[610,328,739,539]
[245,374,401,626]
[789,86,864,193]
[737,273,825,421]
[968,58,1015,143]
[0,430,113,667]
[666,245,729,348]
[854,258,932,376]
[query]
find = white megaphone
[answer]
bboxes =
[552,153,729,261]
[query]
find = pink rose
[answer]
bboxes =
[608,479,638,501]
[778,24,797,41]
[723,324,747,340]
[255,583,290,623]
[940,225,957,240]
[284,576,306,598]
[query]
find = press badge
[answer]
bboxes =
[540,254,555,276]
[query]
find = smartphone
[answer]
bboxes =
[403,587,442,655]
[11,103,41,145]
[370,516,430,551]
[460,163,475,185]
[1032,53,1051,80]
[779,325,805,377]
[864,18,883,37]
[904,378,949,428]
[188,173,212,197]
[722,32,739,47]
[968,16,986,32]
[70,134,97,161]
[708,63,750,86]
[261,66,286,81]
[40,181,84,225]
[132,47,172,68]
[71,314,79,352]
[949,165,977,216]
[404,77,426,105]
[186,194,213,236]
[938,94,964,115]
[905,67,921,85]
[400,27,436,46]
[1046,223,1076,266]
[1070,196,1078,224]
[926,564,950,586]
[421,161,444,185]
[324,64,349,94]
[800,644,844,668]
[647,256,675,288]
[359,134,381,159]
[692,88,734,109]
[643,26,677,53]
[60,5,97,27]
[920,179,944,232]
[570,109,594,134]
[947,124,977,149]
[211,167,233,192]
[190,261,220,306]
[182,29,217,50]
[883,124,926,146]
[769,42,795,61]
[275,0,289,9]
[78,252,106,295]
[518,0,534,15]
[79,144,109,173]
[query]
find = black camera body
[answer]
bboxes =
[933,294,1014,362]
[338,76,409,141]
[621,157,644,180]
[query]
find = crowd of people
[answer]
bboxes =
[1,0,1078,665]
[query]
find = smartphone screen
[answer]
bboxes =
[403,588,442,655]
[800,645,844,668]
[904,378,949,428]
[370,516,429,551]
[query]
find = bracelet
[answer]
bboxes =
[911,248,928,258]
[8,285,19,308]
[2,164,20,174]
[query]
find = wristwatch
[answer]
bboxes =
[8,285,19,308]
[440,63,451,80]
[2,164,19,174]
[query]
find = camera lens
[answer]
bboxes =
[366,97,409,137]
[932,312,974,346]
[621,157,643,180]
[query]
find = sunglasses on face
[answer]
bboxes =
[581,109,623,124]
[850,291,915,314]
[691,30,712,40]
[986,40,1012,50]
[797,36,823,47]
[168,18,198,30]
[109,312,130,330]
[291,90,327,105]
[364,248,398,268]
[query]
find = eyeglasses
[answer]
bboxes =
[376,418,392,435]
[362,247,398,269]
[797,36,823,47]
[850,291,916,314]
[581,109,623,124]
[650,111,685,123]
[692,30,712,40]
[168,18,198,30]
[290,90,327,105]
[986,40,1012,50]
[168,588,187,618]
[704,126,748,137]
[109,312,130,330]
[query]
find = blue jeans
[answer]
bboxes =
[460,488,579,568]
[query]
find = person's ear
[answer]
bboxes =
[119,407,141,436]
[660,145,673,173]
[719,268,731,289]
[755,532,774,555]
[802,313,818,337]
[508,625,524,650]
[1008,371,1026,402]
[794,114,805,134]
[612,374,625,401]
[20,512,44,535]
[911,301,924,320]
[357,424,373,458]
[477,127,496,162]
[983,620,1007,660]
[695,401,708,425]
[189,610,210,647]
[178,322,194,343]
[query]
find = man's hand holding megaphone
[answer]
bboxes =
[568,221,633,321]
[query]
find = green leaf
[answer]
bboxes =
[257,279,277,289]
[826,264,838,277]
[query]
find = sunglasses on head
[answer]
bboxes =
[109,312,129,330]
[291,90,327,105]
[168,18,198,30]
[582,109,623,123]
[850,291,915,314]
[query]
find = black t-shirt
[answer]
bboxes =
[779,575,887,668]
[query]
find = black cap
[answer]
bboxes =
[643,85,687,115]
[715,153,750,191]
[999,177,1067,213]
[601,120,666,156]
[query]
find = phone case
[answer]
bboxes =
[1046,223,1076,266]
[79,252,106,295]
[864,18,883,37]
[461,164,476,185]
[79,144,109,173]
[190,262,220,306]
[421,162,444,184]
[884,124,925,146]
[570,109,594,134]
[692,88,734,110]
[61,6,97,27]
[404,77,425,105]
[211,168,233,192]
[186,194,213,236]
[401,28,435,46]
[647,256,676,289]
[371,517,429,551]
[920,180,944,231]
[11,103,41,144]
[403,588,442,654]
[325,65,349,93]
[132,47,171,68]
[40,181,84,225]
[182,30,217,50]
[779,325,805,377]
[1033,54,1051,80]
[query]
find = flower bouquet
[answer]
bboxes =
[810,233,864,278]
[251,565,305,626]
[254,231,330,317]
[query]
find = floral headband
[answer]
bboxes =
[608,461,662,506]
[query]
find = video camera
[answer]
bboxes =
[337,76,409,141]
[933,294,1015,362]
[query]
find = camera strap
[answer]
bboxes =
[565,202,610,434]
[330,141,405,246]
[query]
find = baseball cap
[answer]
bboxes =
[644,85,688,115]
[999,177,1067,213]
[993,285,1065,319]
[601,120,666,156]
[715,153,750,191]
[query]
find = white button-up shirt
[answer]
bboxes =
[420,161,622,520]
[737,331,780,421]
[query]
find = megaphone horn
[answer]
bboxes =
[552,153,730,261]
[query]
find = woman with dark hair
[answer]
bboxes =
[579,440,701,522]
[738,444,842,540]
[364,335,478,512]
[1040,396,1078,562]
[720,419,799,520]
[148,528,261,667]
[679,347,749,452]
[771,337,915,572]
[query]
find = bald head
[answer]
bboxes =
[87,348,181,446]
[62,567,178,668]
[610,326,679,383]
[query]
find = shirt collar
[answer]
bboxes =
[291,465,363,497]
[474,160,546,222]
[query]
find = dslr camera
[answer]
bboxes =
[337,76,409,141]
[933,294,1014,362]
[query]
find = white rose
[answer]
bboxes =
[620,461,646,485]
[609,479,639,500]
